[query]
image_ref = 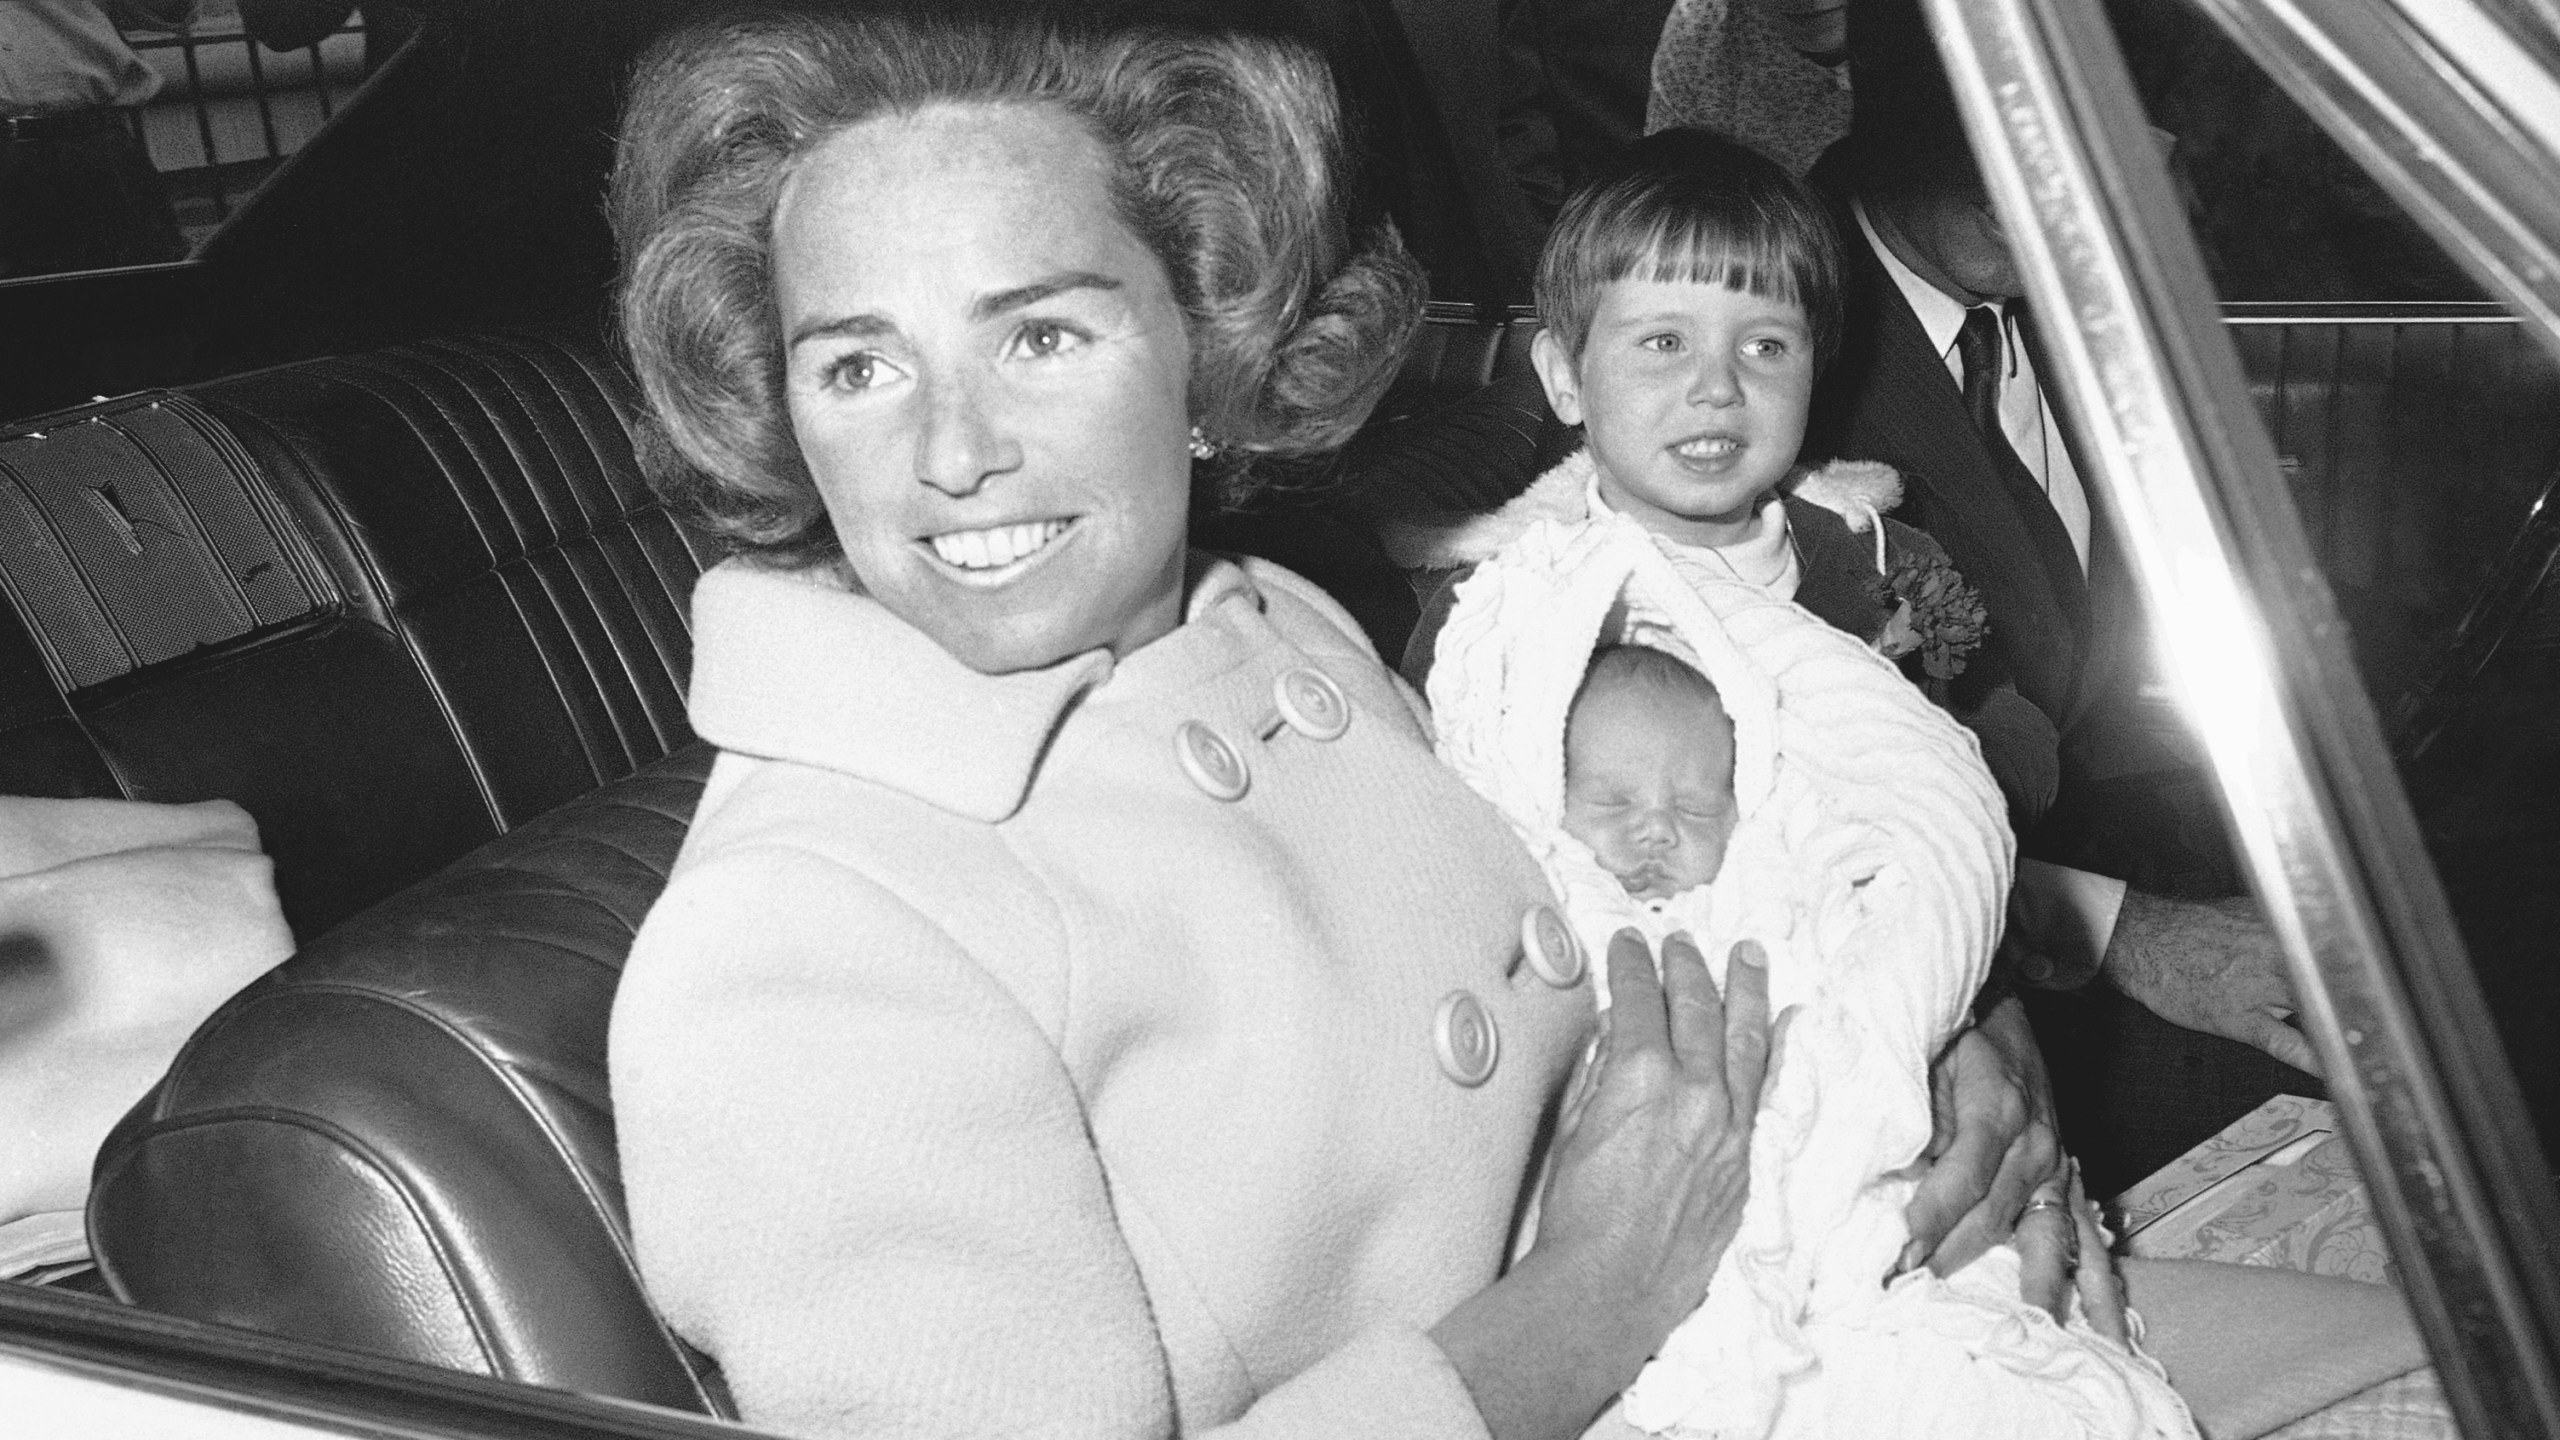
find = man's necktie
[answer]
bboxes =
[1957,303,2005,442]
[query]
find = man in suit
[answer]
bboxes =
[1803,54,2321,1188]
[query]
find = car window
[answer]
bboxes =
[0,0,394,284]
[1938,0,2560,1434]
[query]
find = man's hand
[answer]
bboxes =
[1898,996,2063,1276]
[2102,891,2322,1076]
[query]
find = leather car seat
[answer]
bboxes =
[90,744,735,1416]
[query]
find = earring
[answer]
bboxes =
[1187,425,1217,460]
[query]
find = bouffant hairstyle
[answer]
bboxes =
[614,13,1426,564]
[1533,129,1844,373]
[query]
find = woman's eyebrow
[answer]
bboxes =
[972,270,1122,322]
[788,313,895,350]
[786,271,1126,351]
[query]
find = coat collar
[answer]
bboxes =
[686,555,1264,823]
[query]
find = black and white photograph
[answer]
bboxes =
[2,0,2555,1437]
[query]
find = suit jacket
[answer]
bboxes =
[1804,223,2099,734]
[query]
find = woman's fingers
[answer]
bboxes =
[1604,928,1670,1056]
[1719,940,1774,1101]
[2070,1166,2133,1345]
[2011,1190,2076,1320]
[1657,932,1725,1078]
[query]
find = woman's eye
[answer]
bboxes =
[1013,319,1089,359]
[821,352,897,392]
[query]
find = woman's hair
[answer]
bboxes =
[1533,129,1844,371]
[614,12,1426,564]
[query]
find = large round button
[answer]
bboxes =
[1174,720,1250,801]
[1272,667,1351,741]
[1433,990,1500,1087]
[1520,904,1586,988]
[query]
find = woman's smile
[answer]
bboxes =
[923,517,1077,576]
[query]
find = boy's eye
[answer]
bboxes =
[1742,336,1791,360]
[1011,319,1090,360]
[1639,332,1684,354]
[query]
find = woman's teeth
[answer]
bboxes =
[928,519,1069,571]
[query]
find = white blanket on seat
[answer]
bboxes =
[0,796,291,1236]
[1427,504,2196,1440]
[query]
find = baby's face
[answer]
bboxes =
[1561,676,1740,901]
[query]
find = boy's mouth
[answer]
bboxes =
[1670,433,1745,463]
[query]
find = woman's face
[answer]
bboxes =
[772,103,1194,675]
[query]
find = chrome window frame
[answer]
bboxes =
[1918,0,2560,1433]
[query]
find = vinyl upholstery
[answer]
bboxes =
[26,310,2558,1417]
[0,331,716,939]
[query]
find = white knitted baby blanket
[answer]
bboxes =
[1427,500,2197,1440]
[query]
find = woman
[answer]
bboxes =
[606,15,1781,1439]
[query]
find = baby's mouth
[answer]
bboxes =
[926,518,1072,573]
[1614,860,1678,898]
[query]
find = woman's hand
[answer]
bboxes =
[1898,996,2064,1277]
[2012,1163,2132,1341]
[1538,930,1781,1334]
[1431,929,1783,1440]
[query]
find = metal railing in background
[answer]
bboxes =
[122,6,368,245]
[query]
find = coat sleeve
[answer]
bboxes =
[612,843,1492,1440]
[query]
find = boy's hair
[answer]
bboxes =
[1569,643,1729,736]
[1533,128,1844,370]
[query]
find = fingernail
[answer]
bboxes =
[1895,1239,1927,1275]
[1733,939,1767,968]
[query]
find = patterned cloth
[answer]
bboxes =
[1646,0,1853,175]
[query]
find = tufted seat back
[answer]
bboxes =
[0,331,713,939]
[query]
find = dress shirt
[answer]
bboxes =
[1854,200,2093,575]
[0,1,194,116]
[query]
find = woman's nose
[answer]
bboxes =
[914,370,1022,496]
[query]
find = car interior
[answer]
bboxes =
[3,0,2558,1435]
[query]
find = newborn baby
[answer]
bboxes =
[1429,517,2196,1440]
[1561,644,1739,905]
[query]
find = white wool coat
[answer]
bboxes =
[1427,492,2198,1440]
[611,554,1592,1440]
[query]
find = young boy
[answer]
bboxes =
[1390,128,2062,833]
[1416,130,2198,1439]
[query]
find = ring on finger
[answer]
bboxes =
[2022,1194,2080,1265]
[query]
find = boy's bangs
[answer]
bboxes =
[1619,214,1804,307]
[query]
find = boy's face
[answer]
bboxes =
[1561,674,1739,901]
[1532,278,1816,548]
